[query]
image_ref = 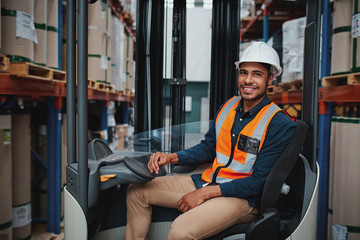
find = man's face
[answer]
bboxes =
[237,62,274,104]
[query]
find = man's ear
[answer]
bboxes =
[267,74,274,86]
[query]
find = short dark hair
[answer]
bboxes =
[260,63,272,74]
[238,62,272,74]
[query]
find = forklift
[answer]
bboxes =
[64,0,321,239]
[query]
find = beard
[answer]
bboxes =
[239,83,268,102]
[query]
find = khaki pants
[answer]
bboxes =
[125,175,258,240]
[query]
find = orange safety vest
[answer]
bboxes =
[201,96,281,184]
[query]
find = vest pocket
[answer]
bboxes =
[237,134,260,155]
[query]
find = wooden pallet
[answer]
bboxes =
[105,84,114,92]
[124,89,134,96]
[322,72,360,87]
[268,79,302,94]
[94,81,106,91]
[10,62,52,81]
[278,79,303,92]
[9,62,66,82]
[267,85,276,95]
[0,54,10,73]
[52,69,66,82]
[88,79,96,89]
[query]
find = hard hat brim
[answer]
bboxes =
[234,60,282,77]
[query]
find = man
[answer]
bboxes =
[125,42,296,240]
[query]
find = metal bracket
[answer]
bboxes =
[163,78,187,86]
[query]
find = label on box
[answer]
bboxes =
[3,130,11,145]
[16,11,38,43]
[101,55,108,70]
[352,13,360,38]
[332,222,348,240]
[12,203,32,228]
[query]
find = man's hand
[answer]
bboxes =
[177,185,222,213]
[148,152,178,174]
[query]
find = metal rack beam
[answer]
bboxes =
[0,73,134,102]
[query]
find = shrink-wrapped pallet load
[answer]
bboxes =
[111,15,126,92]
[282,17,306,82]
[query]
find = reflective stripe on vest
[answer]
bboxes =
[215,96,241,140]
[201,97,281,184]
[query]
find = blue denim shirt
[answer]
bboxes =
[176,96,296,208]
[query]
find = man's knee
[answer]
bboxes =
[168,226,193,240]
[168,217,198,240]
[126,183,145,202]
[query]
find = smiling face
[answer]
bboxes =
[237,62,274,112]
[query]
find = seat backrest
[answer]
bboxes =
[259,119,308,214]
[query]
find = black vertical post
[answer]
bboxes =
[135,0,147,134]
[66,0,76,165]
[151,0,165,130]
[209,0,240,119]
[77,0,88,215]
[135,0,164,134]
[170,0,187,152]
[171,0,186,127]
[302,0,321,172]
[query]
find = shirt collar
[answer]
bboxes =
[235,95,271,116]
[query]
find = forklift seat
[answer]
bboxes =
[205,119,309,240]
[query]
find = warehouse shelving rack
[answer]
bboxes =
[0,74,133,102]
[0,72,133,234]
[0,0,135,235]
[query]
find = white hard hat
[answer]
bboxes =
[235,42,282,77]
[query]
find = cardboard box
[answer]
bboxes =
[89,130,108,143]
[0,115,12,240]
[329,117,360,240]
[116,124,128,150]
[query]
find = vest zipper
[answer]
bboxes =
[211,130,238,184]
